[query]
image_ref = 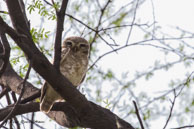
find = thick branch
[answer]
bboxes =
[5,0,30,37]
[0,63,39,99]
[0,63,134,129]
[0,102,39,121]
[53,0,69,70]
[0,62,31,128]
[0,101,135,129]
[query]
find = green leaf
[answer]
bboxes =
[179,44,184,52]
[145,72,153,80]
[35,98,40,102]
[53,2,60,10]
[74,5,80,11]
[185,107,190,112]
[103,99,111,109]
[112,12,127,26]
[144,33,150,39]
[10,57,20,65]
[191,100,194,106]
[103,70,114,80]
[143,110,151,120]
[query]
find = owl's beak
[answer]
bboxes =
[72,46,78,52]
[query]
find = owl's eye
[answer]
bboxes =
[66,41,73,47]
[80,44,88,48]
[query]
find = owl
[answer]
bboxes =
[40,36,90,113]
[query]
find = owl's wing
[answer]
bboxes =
[40,82,47,102]
[40,48,69,101]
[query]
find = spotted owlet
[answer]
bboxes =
[40,36,90,113]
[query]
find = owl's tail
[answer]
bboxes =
[40,98,54,113]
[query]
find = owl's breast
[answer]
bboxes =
[60,54,88,86]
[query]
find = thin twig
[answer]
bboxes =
[66,13,125,50]
[139,26,189,58]
[101,1,134,24]
[1,126,9,129]
[133,101,144,129]
[98,0,111,26]
[0,34,11,77]
[11,92,17,103]
[140,71,194,110]
[150,0,156,38]
[163,90,177,129]
[13,117,20,129]
[43,0,52,6]
[98,24,148,32]
[66,14,97,32]
[88,36,193,70]
[30,112,35,129]
[101,30,118,46]
[5,90,11,105]
[126,0,139,45]
[91,0,112,44]
[172,125,194,129]
[96,0,102,9]
[0,87,10,99]
[163,76,190,129]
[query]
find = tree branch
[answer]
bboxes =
[0,86,10,99]
[133,101,144,129]
[53,0,69,70]
[0,62,32,128]
[163,89,180,129]
[0,33,10,77]
[5,0,31,38]
[0,101,135,129]
[0,62,39,99]
[126,0,139,45]
[172,125,194,129]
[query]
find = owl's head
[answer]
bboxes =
[62,36,90,56]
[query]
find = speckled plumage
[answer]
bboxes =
[40,36,90,113]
